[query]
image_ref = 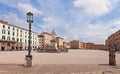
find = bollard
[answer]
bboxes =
[109,49,116,66]
[25,57,32,67]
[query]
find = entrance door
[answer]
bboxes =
[12,47,14,51]
[16,47,18,51]
[1,47,5,51]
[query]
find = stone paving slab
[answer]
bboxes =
[0,64,120,74]
[0,50,120,74]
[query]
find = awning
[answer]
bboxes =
[1,45,5,47]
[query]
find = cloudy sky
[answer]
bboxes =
[0,0,120,44]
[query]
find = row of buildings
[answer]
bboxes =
[0,20,105,51]
[69,40,105,50]
[0,20,68,51]
[106,30,120,51]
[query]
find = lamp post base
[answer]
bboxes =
[25,55,32,67]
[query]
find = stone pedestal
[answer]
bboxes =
[50,40,58,49]
[25,55,32,67]
[109,49,116,66]
[47,39,59,52]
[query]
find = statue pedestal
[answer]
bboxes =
[47,39,60,52]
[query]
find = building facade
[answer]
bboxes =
[106,30,120,51]
[41,32,53,49]
[56,37,63,49]
[63,42,70,49]
[93,44,105,50]
[38,35,44,49]
[0,20,38,51]
[114,30,120,50]
[82,42,86,49]
[70,40,83,49]
[85,42,94,49]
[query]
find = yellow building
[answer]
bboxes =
[85,42,105,50]
[63,42,70,49]
[93,44,105,50]
[70,40,83,49]
[56,37,63,49]
[85,42,94,49]
[41,32,52,49]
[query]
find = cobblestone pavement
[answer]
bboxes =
[0,64,120,74]
[0,50,120,74]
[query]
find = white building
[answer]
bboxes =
[0,20,38,51]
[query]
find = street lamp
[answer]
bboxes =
[25,12,33,67]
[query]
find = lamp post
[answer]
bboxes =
[25,12,33,67]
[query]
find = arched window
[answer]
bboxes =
[17,38,19,42]
[12,37,15,41]
[2,29,6,34]
[8,31,10,35]
[2,36,5,40]
[7,36,10,41]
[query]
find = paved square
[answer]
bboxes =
[0,50,120,74]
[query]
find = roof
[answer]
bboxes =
[38,35,44,37]
[42,32,52,36]
[0,20,38,34]
[56,37,63,39]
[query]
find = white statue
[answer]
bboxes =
[51,29,57,39]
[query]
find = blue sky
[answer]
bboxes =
[0,0,120,44]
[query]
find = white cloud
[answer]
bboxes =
[114,20,120,27]
[3,13,28,29]
[0,0,30,8]
[73,0,118,16]
[88,24,102,29]
[40,16,70,30]
[42,17,60,23]
[18,3,44,15]
[78,19,120,44]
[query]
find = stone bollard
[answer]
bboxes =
[25,56,32,67]
[109,49,116,66]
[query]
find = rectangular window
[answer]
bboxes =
[3,25,5,28]
[13,32,14,36]
[17,29,19,31]
[20,39,22,42]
